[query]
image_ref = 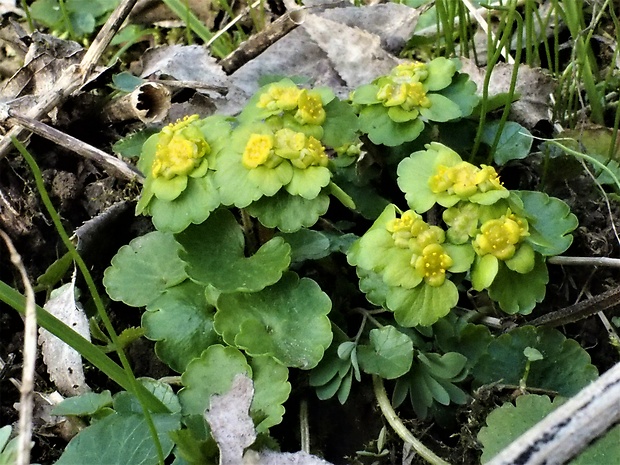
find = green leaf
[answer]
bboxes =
[351,84,381,105]
[179,345,252,419]
[387,280,459,327]
[246,190,330,233]
[51,391,113,416]
[357,326,414,379]
[393,352,468,420]
[482,121,533,165]
[55,412,180,465]
[178,345,288,435]
[147,175,221,233]
[176,209,291,293]
[113,378,182,415]
[397,142,463,213]
[111,72,145,93]
[424,57,457,91]
[417,352,467,380]
[112,128,157,158]
[515,190,578,256]
[278,229,331,263]
[103,231,187,307]
[359,105,425,147]
[487,256,549,315]
[215,272,332,369]
[30,0,64,29]
[437,73,480,118]
[322,98,359,148]
[357,268,389,308]
[479,394,620,464]
[419,93,462,122]
[143,281,219,373]
[248,356,291,433]
[478,394,562,463]
[472,326,598,395]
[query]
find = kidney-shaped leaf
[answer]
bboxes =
[516,190,579,256]
[215,272,332,369]
[472,326,598,396]
[103,231,188,307]
[176,209,291,293]
[357,326,413,379]
[143,281,219,373]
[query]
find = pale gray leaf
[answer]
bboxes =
[39,274,90,396]
[140,45,228,89]
[243,449,334,465]
[460,59,555,129]
[302,13,399,88]
[205,374,257,465]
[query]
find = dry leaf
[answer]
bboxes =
[39,273,90,396]
[205,374,257,465]
[302,13,399,88]
[460,59,555,129]
[206,374,334,465]
[140,44,228,90]
[1,31,83,100]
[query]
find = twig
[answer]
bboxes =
[486,361,620,465]
[548,255,620,267]
[7,112,144,183]
[372,375,450,465]
[528,285,620,327]
[0,230,37,465]
[0,0,139,160]
[220,8,304,74]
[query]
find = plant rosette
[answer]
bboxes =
[239,78,360,149]
[136,114,232,233]
[347,204,474,327]
[214,121,355,231]
[351,58,479,146]
[397,142,510,213]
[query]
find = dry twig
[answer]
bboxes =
[0,230,36,465]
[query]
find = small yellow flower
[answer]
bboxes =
[414,243,453,287]
[242,134,274,169]
[152,115,210,180]
[257,85,301,111]
[294,136,328,169]
[429,161,505,199]
[473,212,529,260]
[295,90,326,125]
[392,61,428,82]
[403,82,431,110]
[386,210,428,248]
[377,83,408,107]
[274,128,306,159]
[476,165,504,192]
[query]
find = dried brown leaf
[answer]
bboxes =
[460,59,555,129]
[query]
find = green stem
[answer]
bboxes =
[162,0,229,58]
[12,139,167,465]
[372,375,450,465]
[548,139,620,193]
[0,280,167,413]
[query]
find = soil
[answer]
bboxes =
[1,120,619,465]
[1,7,620,465]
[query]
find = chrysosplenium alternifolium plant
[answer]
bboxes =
[99,57,580,456]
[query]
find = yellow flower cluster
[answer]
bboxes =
[376,62,432,112]
[386,210,453,287]
[151,115,210,180]
[429,162,504,199]
[257,85,326,125]
[473,210,529,260]
[242,128,328,170]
